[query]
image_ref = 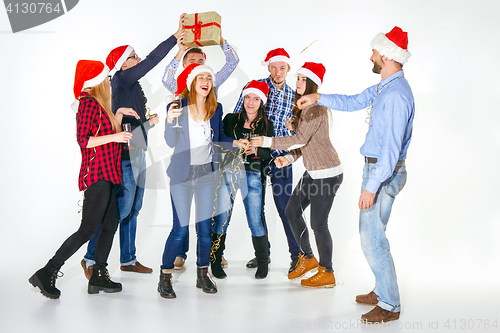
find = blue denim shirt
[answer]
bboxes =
[318,70,415,193]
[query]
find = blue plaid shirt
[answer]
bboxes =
[162,41,239,95]
[233,76,295,158]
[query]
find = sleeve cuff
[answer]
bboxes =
[262,136,272,148]
[285,155,294,164]
[365,179,381,194]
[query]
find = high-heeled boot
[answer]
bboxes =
[29,260,62,299]
[88,263,122,294]
[196,267,217,293]
[252,235,269,279]
[210,233,227,279]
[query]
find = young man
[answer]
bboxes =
[298,26,415,323]
[162,23,239,269]
[233,48,300,273]
[81,16,185,277]
[162,24,239,96]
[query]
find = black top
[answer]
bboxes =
[222,113,274,174]
[111,35,177,154]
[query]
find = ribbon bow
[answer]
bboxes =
[184,13,221,47]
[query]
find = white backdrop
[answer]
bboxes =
[1,0,500,332]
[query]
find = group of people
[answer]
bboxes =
[29,13,415,324]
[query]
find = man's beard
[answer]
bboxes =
[372,60,382,74]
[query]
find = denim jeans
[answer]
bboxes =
[85,150,146,265]
[359,161,407,313]
[161,163,215,269]
[52,180,119,269]
[213,169,266,237]
[286,172,343,270]
[267,163,300,259]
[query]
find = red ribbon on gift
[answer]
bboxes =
[184,13,221,47]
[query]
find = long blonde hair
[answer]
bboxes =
[87,78,121,132]
[187,76,218,122]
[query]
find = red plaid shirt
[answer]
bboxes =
[76,92,122,191]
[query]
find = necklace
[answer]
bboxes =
[365,74,404,126]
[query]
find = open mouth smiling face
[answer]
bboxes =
[196,73,213,95]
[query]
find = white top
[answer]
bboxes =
[188,112,212,165]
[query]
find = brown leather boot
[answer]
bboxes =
[356,290,379,305]
[361,306,400,323]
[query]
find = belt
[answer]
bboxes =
[364,157,404,168]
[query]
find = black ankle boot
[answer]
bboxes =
[252,235,269,279]
[210,234,227,279]
[196,267,217,293]
[88,264,122,294]
[158,271,176,298]
[29,261,62,299]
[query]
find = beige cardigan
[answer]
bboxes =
[266,103,342,179]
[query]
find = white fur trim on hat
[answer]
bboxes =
[115,45,135,71]
[186,65,215,91]
[82,65,109,90]
[242,87,267,104]
[261,55,291,66]
[296,68,322,88]
[371,33,411,64]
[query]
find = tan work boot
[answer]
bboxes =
[300,266,336,288]
[287,254,319,280]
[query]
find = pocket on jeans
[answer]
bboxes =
[383,175,407,198]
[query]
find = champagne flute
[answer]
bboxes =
[172,97,182,128]
[250,133,259,159]
[122,123,131,150]
[241,132,251,164]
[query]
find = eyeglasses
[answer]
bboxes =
[126,54,138,60]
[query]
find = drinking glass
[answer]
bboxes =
[122,123,131,150]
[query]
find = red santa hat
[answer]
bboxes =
[370,26,411,64]
[71,60,109,112]
[106,45,135,72]
[242,80,269,104]
[165,63,215,104]
[186,64,215,91]
[296,62,326,88]
[261,48,291,66]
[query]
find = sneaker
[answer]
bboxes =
[300,266,336,288]
[287,254,319,280]
[356,290,379,305]
[361,306,400,323]
[174,257,185,270]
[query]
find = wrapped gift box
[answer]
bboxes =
[184,11,221,47]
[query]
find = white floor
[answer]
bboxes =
[3,182,499,333]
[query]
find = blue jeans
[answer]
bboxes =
[213,169,266,237]
[161,163,215,269]
[267,163,300,259]
[85,150,146,265]
[359,161,407,313]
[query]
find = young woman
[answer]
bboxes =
[252,62,343,288]
[29,60,139,299]
[159,64,232,298]
[211,80,274,280]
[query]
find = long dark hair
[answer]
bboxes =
[234,99,269,137]
[291,77,318,130]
